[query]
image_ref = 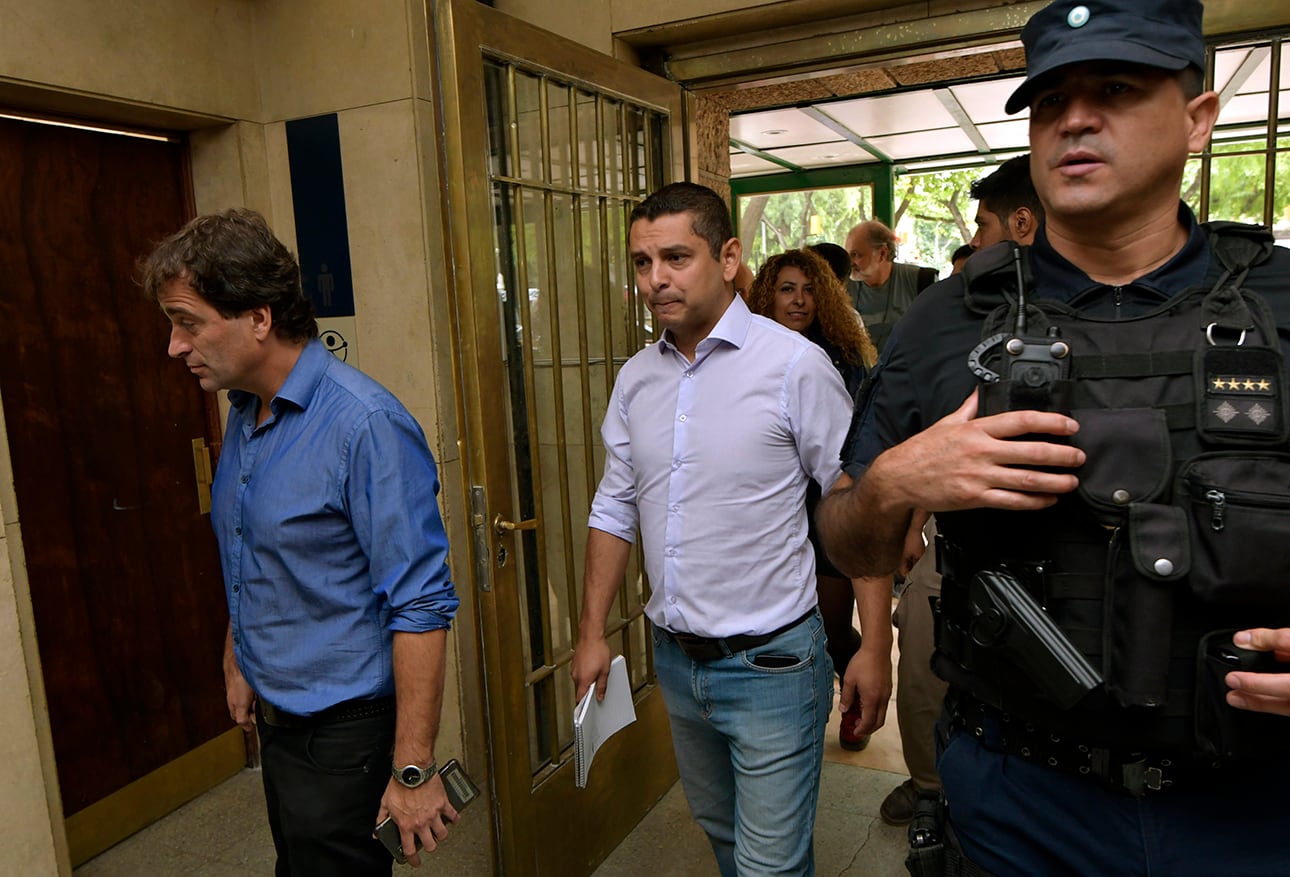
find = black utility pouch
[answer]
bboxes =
[1071,408,1171,522]
[1103,504,1189,708]
[1176,452,1290,609]
[1195,628,1288,759]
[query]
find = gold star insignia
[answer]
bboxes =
[1212,377,1227,390]
[1243,379,1257,391]
[1258,379,1272,391]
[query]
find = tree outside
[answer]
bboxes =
[1185,139,1290,241]
[892,166,984,273]
[736,184,874,272]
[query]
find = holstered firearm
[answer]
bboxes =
[967,569,1102,710]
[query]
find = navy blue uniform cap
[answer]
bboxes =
[1005,0,1206,115]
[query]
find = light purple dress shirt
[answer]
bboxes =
[588,294,853,638]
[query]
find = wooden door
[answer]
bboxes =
[0,116,238,864]
[434,2,686,874]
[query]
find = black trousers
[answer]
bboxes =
[257,707,396,877]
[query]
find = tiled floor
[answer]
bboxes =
[76,614,914,877]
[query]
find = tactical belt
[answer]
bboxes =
[258,696,395,729]
[664,609,814,662]
[952,698,1225,797]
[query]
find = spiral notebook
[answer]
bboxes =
[573,654,637,788]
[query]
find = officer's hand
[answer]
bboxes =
[870,390,1084,514]
[1225,628,1290,717]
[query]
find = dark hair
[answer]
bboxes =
[807,242,851,282]
[747,249,878,368]
[141,207,318,343]
[951,244,975,266]
[629,182,733,260]
[970,155,1045,227]
[1178,64,1205,101]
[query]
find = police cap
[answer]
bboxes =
[1005,0,1206,115]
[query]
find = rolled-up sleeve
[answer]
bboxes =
[786,344,854,494]
[587,380,639,542]
[347,409,459,633]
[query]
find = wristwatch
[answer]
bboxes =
[392,759,438,789]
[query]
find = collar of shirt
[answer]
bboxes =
[1030,201,1209,307]
[656,292,749,361]
[228,339,331,423]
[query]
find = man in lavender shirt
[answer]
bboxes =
[571,183,893,876]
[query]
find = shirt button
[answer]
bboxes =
[678,414,687,422]
[672,460,681,470]
[235,527,243,536]
[232,584,240,593]
[241,474,250,483]
[685,371,693,378]
[671,504,680,513]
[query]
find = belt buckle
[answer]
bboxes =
[1119,757,1164,797]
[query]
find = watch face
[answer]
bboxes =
[399,766,424,787]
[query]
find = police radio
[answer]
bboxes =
[968,244,1073,416]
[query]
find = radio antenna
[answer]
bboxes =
[1012,241,1028,336]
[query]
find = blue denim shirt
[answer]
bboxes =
[213,340,458,715]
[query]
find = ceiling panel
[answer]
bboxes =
[977,118,1031,152]
[729,107,843,149]
[761,141,879,168]
[1219,91,1287,127]
[1214,47,1263,95]
[730,151,786,175]
[867,127,977,160]
[948,76,1026,125]
[820,90,952,137]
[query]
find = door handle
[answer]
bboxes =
[493,514,538,535]
[192,438,213,515]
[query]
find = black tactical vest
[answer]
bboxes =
[934,223,1290,760]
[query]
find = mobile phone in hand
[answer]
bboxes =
[375,759,480,863]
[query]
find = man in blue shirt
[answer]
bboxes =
[143,208,459,876]
[572,183,894,876]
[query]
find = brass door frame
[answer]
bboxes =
[433,1,685,873]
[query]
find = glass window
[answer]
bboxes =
[736,184,874,271]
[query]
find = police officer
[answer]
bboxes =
[819,1,1290,875]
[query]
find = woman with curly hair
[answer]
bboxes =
[748,248,880,751]
[748,249,877,399]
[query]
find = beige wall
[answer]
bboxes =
[0,407,65,877]
[0,1,467,872]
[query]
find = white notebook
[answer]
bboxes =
[573,654,637,788]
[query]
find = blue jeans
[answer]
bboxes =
[939,727,1290,877]
[652,610,831,877]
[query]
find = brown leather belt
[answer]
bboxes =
[258,696,395,729]
[665,608,815,662]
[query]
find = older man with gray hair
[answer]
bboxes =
[843,220,936,354]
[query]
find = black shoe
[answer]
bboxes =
[879,779,919,825]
